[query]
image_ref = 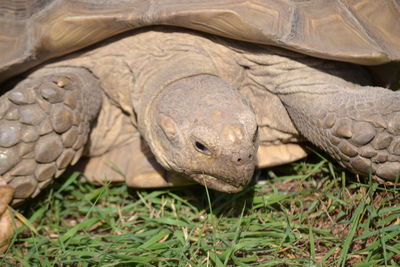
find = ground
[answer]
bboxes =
[0,148,399,266]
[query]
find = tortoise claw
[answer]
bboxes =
[0,184,15,254]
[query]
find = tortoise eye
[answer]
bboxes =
[194,141,211,155]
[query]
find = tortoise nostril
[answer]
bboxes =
[235,154,254,164]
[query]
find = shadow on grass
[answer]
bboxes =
[17,166,257,223]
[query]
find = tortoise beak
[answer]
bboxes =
[189,165,254,193]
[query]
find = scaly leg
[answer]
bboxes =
[0,67,102,205]
[280,84,400,182]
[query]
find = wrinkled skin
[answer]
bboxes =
[1,28,400,254]
[144,75,258,192]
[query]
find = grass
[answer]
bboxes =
[1,152,399,266]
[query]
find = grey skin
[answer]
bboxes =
[1,28,399,203]
[1,29,400,252]
[143,75,258,192]
[0,69,257,199]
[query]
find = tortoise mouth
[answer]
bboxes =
[189,173,249,193]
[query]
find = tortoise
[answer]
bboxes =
[0,0,400,252]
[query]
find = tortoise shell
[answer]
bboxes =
[0,0,399,83]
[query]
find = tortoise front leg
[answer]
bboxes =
[280,84,400,182]
[0,67,102,205]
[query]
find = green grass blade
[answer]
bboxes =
[338,203,365,267]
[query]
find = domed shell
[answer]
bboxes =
[0,0,399,83]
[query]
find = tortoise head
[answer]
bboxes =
[143,74,258,193]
